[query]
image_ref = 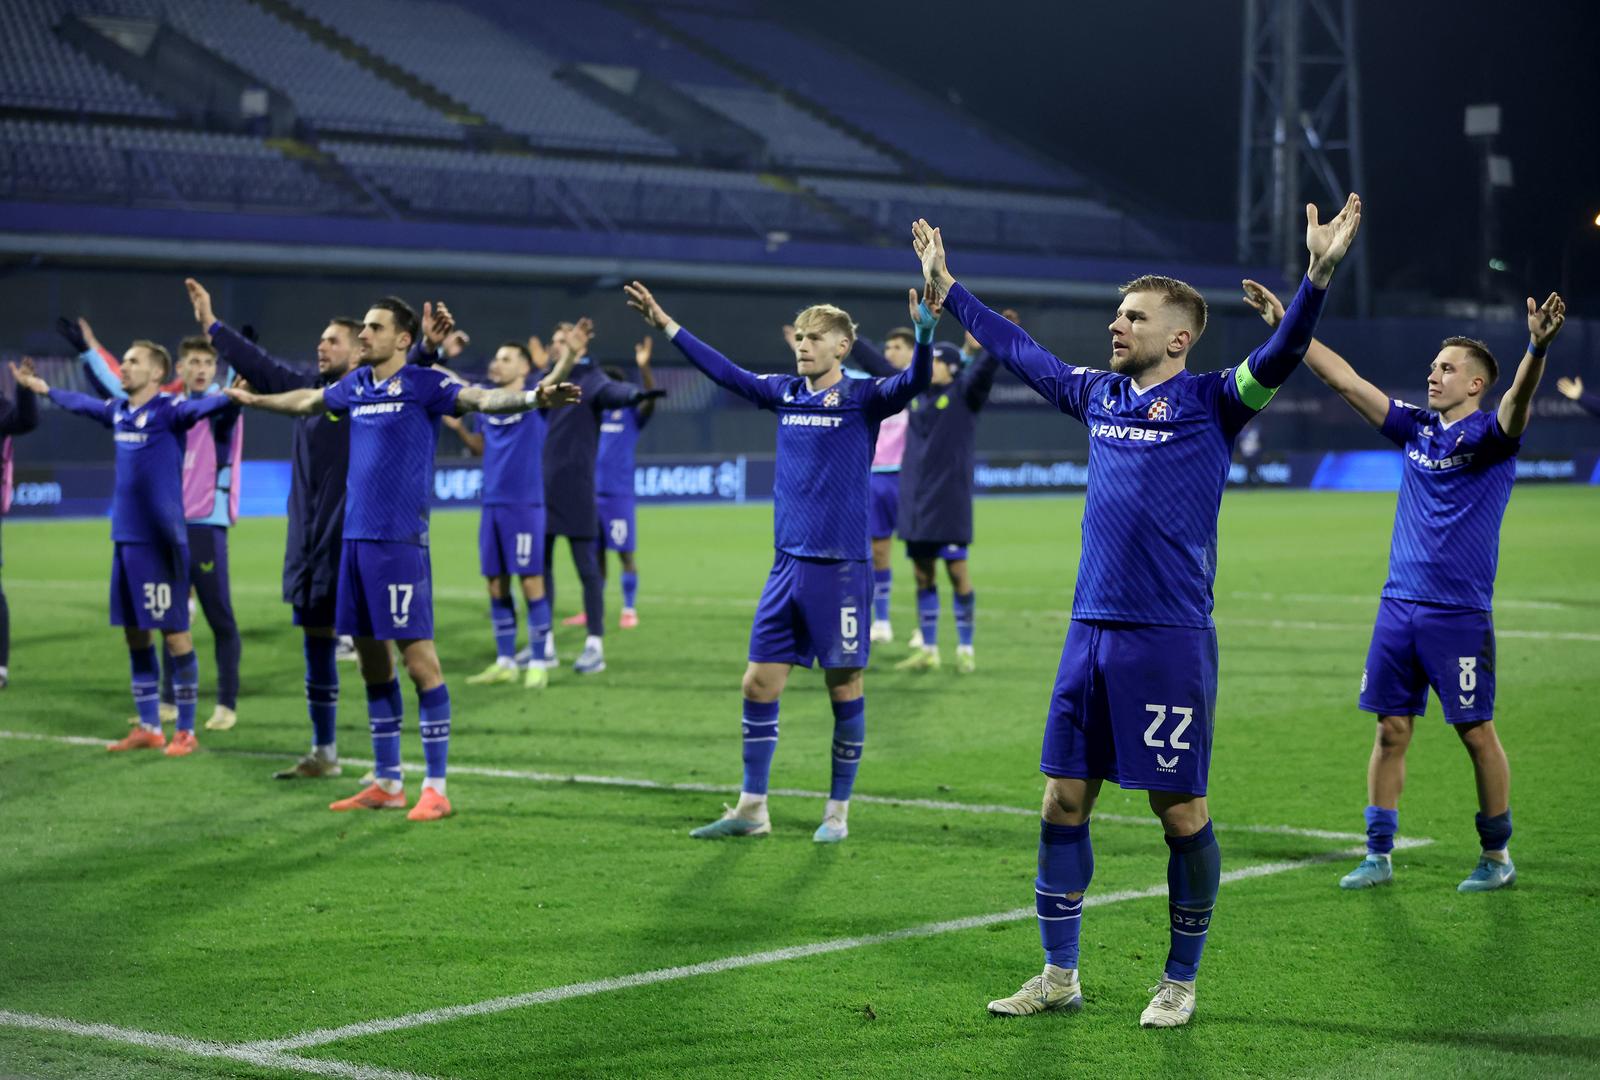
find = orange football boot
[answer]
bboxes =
[329,784,408,812]
[164,730,199,757]
[560,612,587,627]
[108,727,165,752]
[406,787,453,821]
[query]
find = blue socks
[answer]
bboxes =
[367,678,404,784]
[1036,820,1094,969]
[872,568,892,623]
[621,571,638,610]
[170,650,199,733]
[916,587,939,647]
[953,590,975,647]
[828,697,866,801]
[1364,805,1398,855]
[526,596,551,660]
[418,684,451,786]
[1475,808,1512,852]
[489,596,518,661]
[304,634,339,749]
[1164,821,1220,982]
[741,699,779,795]
[129,645,161,731]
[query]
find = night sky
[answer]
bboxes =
[775,0,1600,307]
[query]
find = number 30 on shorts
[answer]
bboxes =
[142,582,172,619]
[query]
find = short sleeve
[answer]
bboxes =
[417,369,463,417]
[322,370,359,415]
[1472,413,1522,465]
[1378,399,1424,449]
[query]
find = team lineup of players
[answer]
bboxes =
[0,197,1577,1026]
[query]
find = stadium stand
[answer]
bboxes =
[0,0,173,116]
[326,142,847,238]
[56,0,465,139]
[281,0,679,155]
[1,119,363,212]
[654,5,1081,189]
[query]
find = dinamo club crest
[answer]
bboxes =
[386,379,404,397]
[1146,397,1172,421]
[822,389,840,407]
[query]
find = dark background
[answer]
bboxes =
[778,0,1600,306]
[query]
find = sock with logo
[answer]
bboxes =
[1164,821,1220,982]
[1037,820,1093,970]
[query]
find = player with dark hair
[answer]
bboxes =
[1244,280,1567,894]
[13,339,234,756]
[894,330,1000,674]
[447,329,582,688]
[226,296,581,820]
[918,194,1360,1026]
[625,279,933,844]
[0,359,40,689]
[187,278,360,778]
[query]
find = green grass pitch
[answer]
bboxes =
[1,487,1597,1079]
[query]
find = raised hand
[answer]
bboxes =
[540,381,583,408]
[9,360,47,394]
[911,218,953,303]
[1555,375,1584,401]
[908,287,941,336]
[527,334,549,370]
[185,278,216,329]
[1241,279,1285,327]
[1527,292,1566,348]
[635,335,653,367]
[781,324,797,351]
[1306,193,1362,287]
[1001,308,1021,325]
[624,281,672,331]
[563,317,594,361]
[421,301,455,348]
[224,385,259,407]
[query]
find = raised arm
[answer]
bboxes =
[59,317,128,400]
[1555,376,1600,419]
[14,361,112,426]
[960,347,1002,412]
[175,389,240,428]
[187,277,314,394]
[633,335,658,424]
[870,288,938,416]
[226,384,327,416]
[0,360,40,436]
[539,319,588,390]
[455,380,581,416]
[1242,278,1387,428]
[1498,292,1566,438]
[408,300,455,367]
[625,281,779,408]
[847,336,899,379]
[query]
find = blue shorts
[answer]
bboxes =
[869,472,899,540]
[109,542,190,632]
[748,551,871,669]
[904,541,968,562]
[1042,620,1218,795]
[336,539,434,641]
[1359,597,1496,724]
[479,504,546,578]
[596,495,636,553]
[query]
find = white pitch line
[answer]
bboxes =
[243,845,1394,1053]
[0,729,1429,847]
[0,1010,442,1080]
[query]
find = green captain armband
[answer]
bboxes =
[1233,363,1279,411]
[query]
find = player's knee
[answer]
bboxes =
[824,669,864,702]
[1375,715,1413,753]
[1042,780,1091,823]
[1455,719,1498,755]
[741,667,782,702]
[1151,795,1208,836]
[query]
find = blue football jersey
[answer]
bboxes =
[323,364,461,545]
[1378,402,1519,612]
[48,389,232,547]
[475,404,547,508]
[595,405,644,499]
[670,327,931,561]
[943,280,1328,629]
